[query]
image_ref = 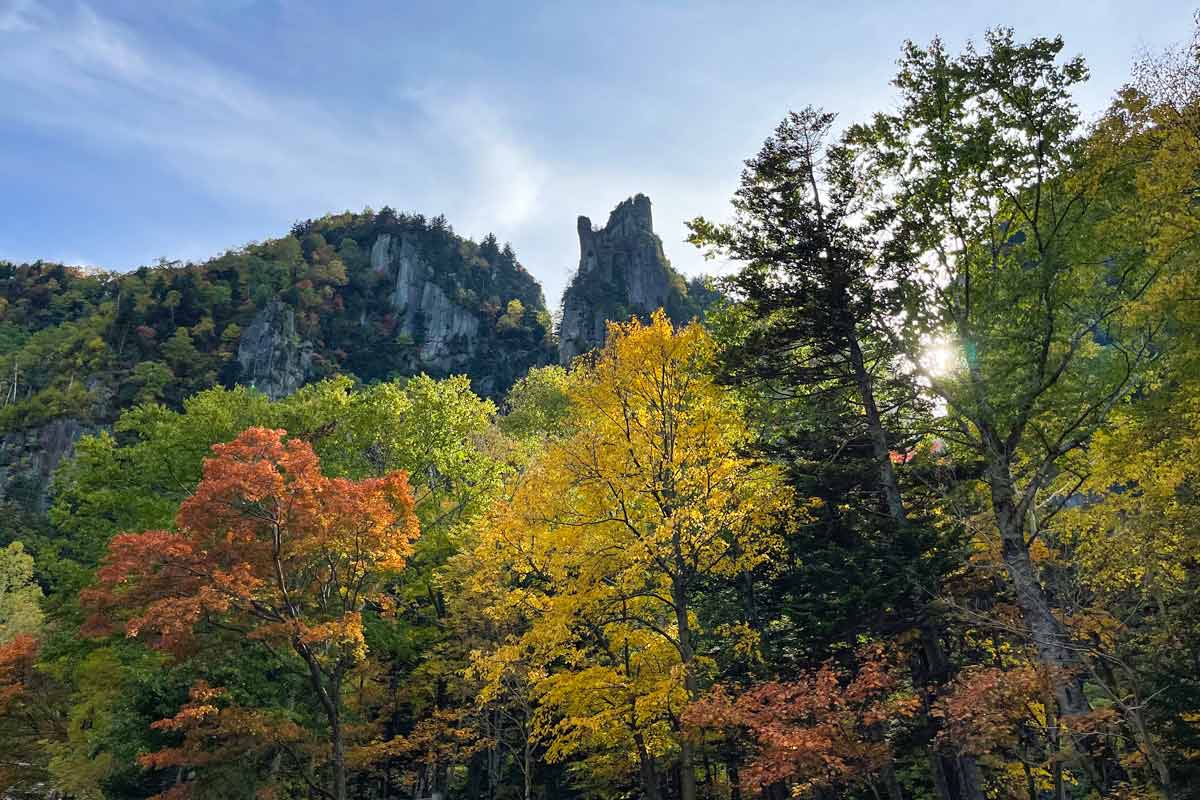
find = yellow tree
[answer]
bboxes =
[1054,24,1200,795]
[468,311,792,800]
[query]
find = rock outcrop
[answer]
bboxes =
[558,194,680,364]
[0,417,95,512]
[236,299,314,400]
[0,209,557,512]
[368,232,482,372]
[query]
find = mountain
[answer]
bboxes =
[0,195,719,511]
[0,208,554,509]
[557,193,715,363]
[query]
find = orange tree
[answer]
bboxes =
[83,426,419,800]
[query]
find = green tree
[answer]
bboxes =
[692,107,978,800]
[129,361,174,404]
[849,29,1161,789]
[0,542,42,642]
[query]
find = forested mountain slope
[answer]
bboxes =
[0,209,555,508]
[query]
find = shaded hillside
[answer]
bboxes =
[0,209,555,508]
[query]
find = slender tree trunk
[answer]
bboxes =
[847,335,906,522]
[672,577,699,800]
[929,751,961,800]
[635,732,662,800]
[1023,761,1037,800]
[523,716,533,800]
[1093,645,1165,794]
[955,755,986,800]
[330,691,347,800]
[986,459,1090,716]
[880,761,905,800]
[986,457,1113,795]
[1128,706,1173,798]
[917,625,987,800]
[849,327,988,800]
[728,758,742,800]
[1051,710,1066,800]
[299,647,347,800]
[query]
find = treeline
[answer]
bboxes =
[1,20,1199,800]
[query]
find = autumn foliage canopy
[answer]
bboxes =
[84,426,418,660]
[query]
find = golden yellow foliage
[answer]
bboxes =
[466,311,793,788]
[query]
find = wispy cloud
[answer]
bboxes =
[0,1,547,230]
[0,0,41,31]
[0,1,752,305]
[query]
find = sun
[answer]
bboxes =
[923,340,959,377]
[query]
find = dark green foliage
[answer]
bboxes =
[0,209,551,442]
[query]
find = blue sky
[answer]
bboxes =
[0,1,1193,308]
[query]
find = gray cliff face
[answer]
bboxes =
[0,417,95,512]
[558,194,673,364]
[369,232,482,372]
[236,300,314,400]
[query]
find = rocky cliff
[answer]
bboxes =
[236,300,314,400]
[0,199,717,511]
[558,194,699,364]
[368,232,483,372]
[0,417,97,512]
[0,208,556,511]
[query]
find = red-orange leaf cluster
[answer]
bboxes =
[81,427,421,800]
[140,680,313,800]
[685,647,918,796]
[83,427,419,658]
[0,634,38,714]
[931,664,1046,756]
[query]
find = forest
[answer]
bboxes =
[1,21,1199,800]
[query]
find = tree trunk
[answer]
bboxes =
[299,646,347,800]
[330,709,347,800]
[986,459,1090,716]
[880,761,905,800]
[916,625,987,800]
[847,334,906,522]
[524,723,533,800]
[635,732,662,800]
[955,755,986,800]
[728,758,742,800]
[986,456,1113,793]
[672,577,699,800]
[850,329,990,800]
[1125,699,1173,798]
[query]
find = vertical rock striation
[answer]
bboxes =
[558,194,682,364]
[367,232,482,372]
[236,299,314,400]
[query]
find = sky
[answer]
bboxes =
[0,1,1194,309]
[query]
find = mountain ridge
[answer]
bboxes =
[0,195,718,510]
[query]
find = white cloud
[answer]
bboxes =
[0,2,548,239]
[0,1,734,307]
[0,0,41,32]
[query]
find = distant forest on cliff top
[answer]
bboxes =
[2,19,1200,800]
[0,208,551,429]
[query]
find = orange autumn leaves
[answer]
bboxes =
[0,634,38,714]
[685,647,919,797]
[139,681,309,774]
[83,426,419,659]
[80,427,421,799]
